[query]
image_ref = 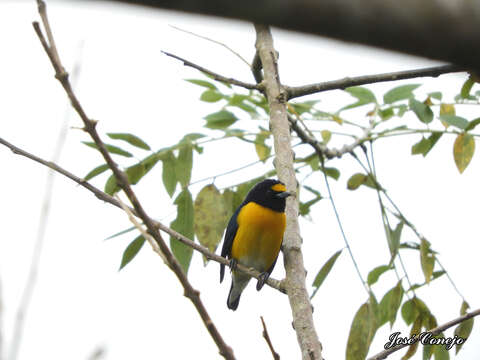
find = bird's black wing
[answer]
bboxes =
[220,206,241,283]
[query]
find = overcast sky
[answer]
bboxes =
[1,1,479,360]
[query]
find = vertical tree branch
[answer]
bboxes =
[254,24,323,360]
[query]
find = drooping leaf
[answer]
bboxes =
[126,162,146,185]
[200,89,223,103]
[420,238,435,284]
[84,164,109,181]
[161,150,177,197]
[185,78,217,90]
[321,166,341,180]
[311,250,342,299]
[433,339,450,360]
[82,141,133,157]
[194,185,228,264]
[440,115,469,130]
[453,133,475,173]
[175,143,193,187]
[379,281,404,327]
[346,301,378,360]
[107,133,151,150]
[401,315,423,360]
[119,235,146,270]
[454,301,473,354]
[379,107,395,121]
[383,84,420,104]
[170,189,195,274]
[204,110,238,129]
[402,298,419,326]
[321,130,331,144]
[367,265,392,286]
[409,98,433,124]
[411,137,431,156]
[347,173,367,190]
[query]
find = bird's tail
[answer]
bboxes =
[227,273,250,311]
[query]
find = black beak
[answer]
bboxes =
[276,191,293,199]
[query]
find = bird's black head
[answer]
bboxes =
[243,179,292,212]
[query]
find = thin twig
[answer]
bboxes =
[8,39,84,360]
[260,316,280,360]
[162,51,261,91]
[0,136,285,293]
[169,25,251,68]
[33,2,235,358]
[286,65,466,100]
[114,194,169,265]
[368,307,480,360]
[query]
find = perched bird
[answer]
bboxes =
[220,179,292,310]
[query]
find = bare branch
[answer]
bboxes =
[260,316,280,360]
[104,0,480,70]
[0,137,285,293]
[254,24,323,360]
[169,25,251,68]
[368,308,480,360]
[32,1,235,358]
[162,51,261,91]
[286,65,466,100]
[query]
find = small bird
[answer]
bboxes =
[220,179,292,310]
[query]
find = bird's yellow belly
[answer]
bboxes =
[231,202,286,272]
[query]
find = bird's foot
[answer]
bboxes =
[256,272,269,291]
[229,258,238,272]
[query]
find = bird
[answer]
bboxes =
[219,179,292,310]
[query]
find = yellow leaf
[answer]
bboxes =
[333,114,343,125]
[440,103,455,128]
[321,130,332,144]
[453,133,475,173]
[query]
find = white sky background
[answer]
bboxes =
[1,1,479,360]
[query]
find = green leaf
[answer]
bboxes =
[311,250,342,299]
[322,167,340,180]
[379,281,404,328]
[347,173,367,190]
[125,162,146,185]
[180,133,207,143]
[119,235,146,270]
[379,107,395,121]
[170,189,195,274]
[439,115,469,130]
[107,133,151,150]
[402,298,419,326]
[342,86,377,110]
[367,265,392,286]
[105,226,136,240]
[84,164,109,181]
[409,98,433,124]
[175,144,193,187]
[346,302,378,360]
[460,76,475,99]
[433,341,450,360]
[453,133,475,173]
[82,141,133,157]
[200,90,223,102]
[161,150,177,197]
[402,315,423,360]
[204,110,238,130]
[411,132,442,157]
[255,132,271,162]
[383,84,420,104]
[185,78,217,90]
[428,92,443,101]
[194,185,228,264]
[104,174,120,195]
[465,117,480,131]
[321,130,331,144]
[420,238,435,284]
[454,301,473,354]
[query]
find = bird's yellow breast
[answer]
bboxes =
[231,202,286,272]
